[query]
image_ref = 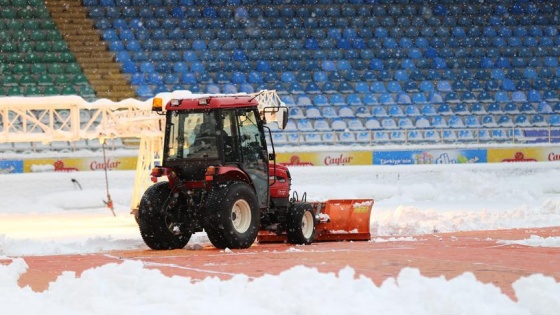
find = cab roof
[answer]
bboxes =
[165,95,259,111]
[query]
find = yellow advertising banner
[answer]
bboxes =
[276,151,372,166]
[23,156,138,173]
[487,147,555,163]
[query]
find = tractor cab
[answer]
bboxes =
[153,95,277,210]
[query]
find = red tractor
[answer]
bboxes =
[138,91,372,250]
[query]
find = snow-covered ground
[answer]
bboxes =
[1,162,560,314]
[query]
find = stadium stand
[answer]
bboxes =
[3,0,560,147]
[0,0,99,100]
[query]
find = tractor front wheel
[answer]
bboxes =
[203,182,260,249]
[286,203,317,245]
[138,181,191,250]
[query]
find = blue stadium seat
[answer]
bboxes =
[330,118,348,131]
[354,82,369,94]
[398,117,414,129]
[468,103,485,115]
[313,119,331,132]
[396,92,411,105]
[490,129,507,142]
[370,131,389,144]
[345,94,362,106]
[405,130,422,142]
[527,90,542,103]
[529,114,546,127]
[503,102,520,114]
[487,103,503,114]
[303,132,321,145]
[372,106,388,118]
[362,117,380,130]
[163,73,179,85]
[353,131,370,144]
[492,91,508,103]
[302,82,319,94]
[382,81,403,94]
[511,91,527,103]
[136,85,153,98]
[436,80,452,92]
[457,130,475,142]
[297,119,314,132]
[436,103,453,115]
[321,82,337,94]
[497,115,514,127]
[328,94,345,106]
[543,91,559,102]
[480,115,497,128]
[454,103,470,115]
[442,130,457,142]
[514,114,531,127]
[476,91,493,103]
[379,93,395,105]
[445,92,461,103]
[464,115,481,128]
[121,60,138,73]
[321,106,337,119]
[412,93,428,104]
[361,94,377,106]
[431,115,448,128]
[420,104,436,116]
[179,72,196,85]
[337,82,354,93]
[347,118,365,131]
[271,132,287,144]
[390,130,406,143]
[448,115,465,128]
[205,83,219,94]
[296,95,312,107]
[370,81,387,94]
[411,115,428,128]
[129,73,146,85]
[388,105,404,117]
[423,130,440,142]
[404,81,419,92]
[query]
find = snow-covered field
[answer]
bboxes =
[1,162,560,314]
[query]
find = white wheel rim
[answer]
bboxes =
[301,210,314,238]
[231,199,251,233]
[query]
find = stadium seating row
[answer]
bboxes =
[271,128,541,146]
[281,113,560,131]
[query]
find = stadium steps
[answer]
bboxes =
[44,0,135,101]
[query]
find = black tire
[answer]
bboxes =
[138,181,191,250]
[203,181,260,249]
[286,203,317,245]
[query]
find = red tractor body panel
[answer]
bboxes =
[269,163,291,199]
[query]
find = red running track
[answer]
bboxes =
[2,227,559,299]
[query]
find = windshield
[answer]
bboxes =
[166,111,219,160]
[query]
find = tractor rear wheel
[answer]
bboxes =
[138,181,191,250]
[203,181,259,249]
[286,203,317,245]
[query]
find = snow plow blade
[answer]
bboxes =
[258,199,373,243]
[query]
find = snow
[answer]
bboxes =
[1,162,560,314]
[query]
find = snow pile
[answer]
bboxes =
[1,259,559,315]
[498,235,560,247]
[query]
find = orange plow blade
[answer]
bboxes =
[258,199,373,243]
